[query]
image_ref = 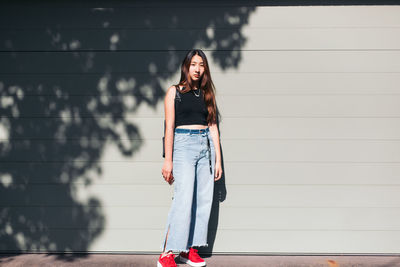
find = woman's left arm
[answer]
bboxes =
[208,123,222,181]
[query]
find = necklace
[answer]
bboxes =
[193,88,200,97]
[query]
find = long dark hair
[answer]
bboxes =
[176,49,217,125]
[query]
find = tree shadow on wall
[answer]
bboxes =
[0,1,255,258]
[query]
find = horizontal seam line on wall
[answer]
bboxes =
[3,26,400,30]
[1,251,397,256]
[3,116,400,119]
[2,138,400,141]
[1,161,400,164]
[1,205,399,208]
[5,93,400,96]
[1,49,400,53]
[2,72,400,74]
[2,161,400,163]
[8,183,400,186]
[3,227,400,231]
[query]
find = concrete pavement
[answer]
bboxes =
[1,253,400,267]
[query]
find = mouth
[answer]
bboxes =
[194,74,200,78]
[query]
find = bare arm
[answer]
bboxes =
[208,123,221,163]
[164,86,176,161]
[162,86,176,184]
[208,122,223,180]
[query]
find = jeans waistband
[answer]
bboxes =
[175,127,209,134]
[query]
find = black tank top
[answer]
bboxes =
[175,86,208,127]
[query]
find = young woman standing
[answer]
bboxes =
[158,49,222,267]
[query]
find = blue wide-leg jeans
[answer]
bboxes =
[160,127,215,253]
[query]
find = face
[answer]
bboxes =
[189,54,205,82]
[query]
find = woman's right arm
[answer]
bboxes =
[162,85,176,185]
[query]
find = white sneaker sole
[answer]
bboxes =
[157,259,176,267]
[178,256,206,266]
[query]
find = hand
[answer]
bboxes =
[214,161,222,181]
[162,160,174,185]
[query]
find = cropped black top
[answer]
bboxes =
[175,86,208,127]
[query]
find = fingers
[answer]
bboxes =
[162,170,174,185]
[168,174,174,185]
[214,168,222,181]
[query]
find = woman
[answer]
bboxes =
[158,49,222,267]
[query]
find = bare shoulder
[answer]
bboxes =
[168,85,178,94]
[165,85,177,101]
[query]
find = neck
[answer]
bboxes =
[182,81,200,90]
[192,81,200,90]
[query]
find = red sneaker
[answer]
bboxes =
[157,252,177,267]
[178,247,206,266]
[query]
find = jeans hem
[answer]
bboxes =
[190,243,209,248]
[162,247,190,254]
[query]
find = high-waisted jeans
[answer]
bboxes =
[160,127,215,253]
